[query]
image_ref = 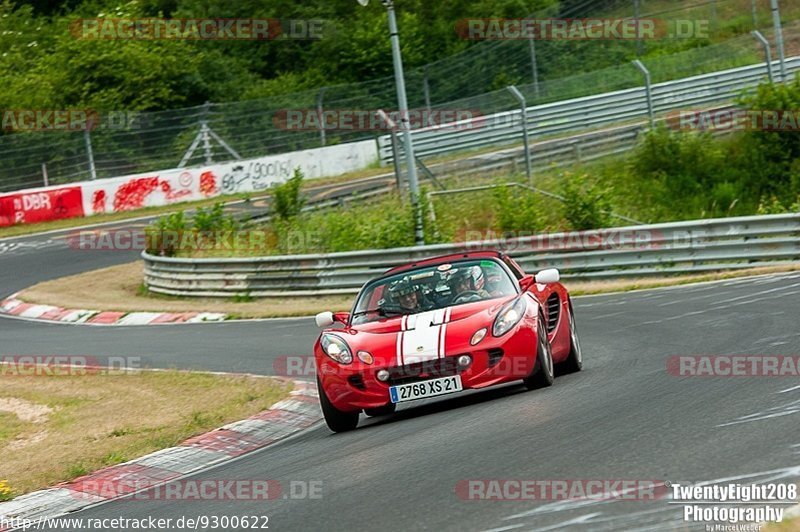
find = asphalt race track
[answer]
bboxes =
[2,224,800,531]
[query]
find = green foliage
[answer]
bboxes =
[145,202,239,256]
[0,0,777,115]
[734,74,800,202]
[66,463,89,480]
[621,74,800,220]
[558,173,611,231]
[0,1,255,111]
[492,185,544,233]
[628,125,736,218]
[272,168,306,220]
[0,0,561,112]
[269,193,416,254]
[192,203,238,233]
[146,210,187,256]
[756,195,789,215]
[756,195,800,215]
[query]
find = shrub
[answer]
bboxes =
[756,195,788,215]
[192,203,238,233]
[628,125,738,218]
[735,74,800,203]
[559,172,611,230]
[492,185,544,234]
[272,168,306,220]
[145,203,240,256]
[145,210,187,257]
[269,193,417,254]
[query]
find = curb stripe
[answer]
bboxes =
[0,295,227,327]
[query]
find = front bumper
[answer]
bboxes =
[317,322,539,413]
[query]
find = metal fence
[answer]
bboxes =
[142,213,800,298]
[378,56,800,164]
[284,106,737,212]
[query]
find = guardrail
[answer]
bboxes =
[142,213,800,298]
[273,108,738,222]
[378,57,800,164]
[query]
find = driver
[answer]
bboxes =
[449,267,489,303]
[388,278,427,313]
[483,270,506,297]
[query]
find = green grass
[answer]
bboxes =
[0,411,28,445]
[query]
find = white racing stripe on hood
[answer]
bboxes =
[398,307,451,366]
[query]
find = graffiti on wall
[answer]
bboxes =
[219,159,294,194]
[1,138,377,227]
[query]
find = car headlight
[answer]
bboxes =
[320,334,353,364]
[492,297,527,337]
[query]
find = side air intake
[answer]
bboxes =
[546,293,560,334]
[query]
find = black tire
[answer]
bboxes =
[364,403,397,417]
[523,319,555,390]
[560,303,583,374]
[317,377,359,433]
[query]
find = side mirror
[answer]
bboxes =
[315,311,334,328]
[535,268,560,285]
[518,274,535,292]
[315,311,350,328]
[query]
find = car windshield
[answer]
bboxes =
[351,259,518,324]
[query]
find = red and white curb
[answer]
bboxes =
[0,380,320,527]
[0,294,226,325]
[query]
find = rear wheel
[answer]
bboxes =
[523,320,554,390]
[317,377,359,433]
[364,403,397,417]
[560,303,583,374]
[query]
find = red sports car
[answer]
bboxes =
[313,250,582,432]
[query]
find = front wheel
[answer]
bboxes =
[559,303,583,374]
[523,320,554,390]
[317,377,359,433]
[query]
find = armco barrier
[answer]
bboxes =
[378,57,800,164]
[142,213,800,298]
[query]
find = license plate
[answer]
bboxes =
[389,375,463,404]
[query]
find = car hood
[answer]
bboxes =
[325,296,518,366]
